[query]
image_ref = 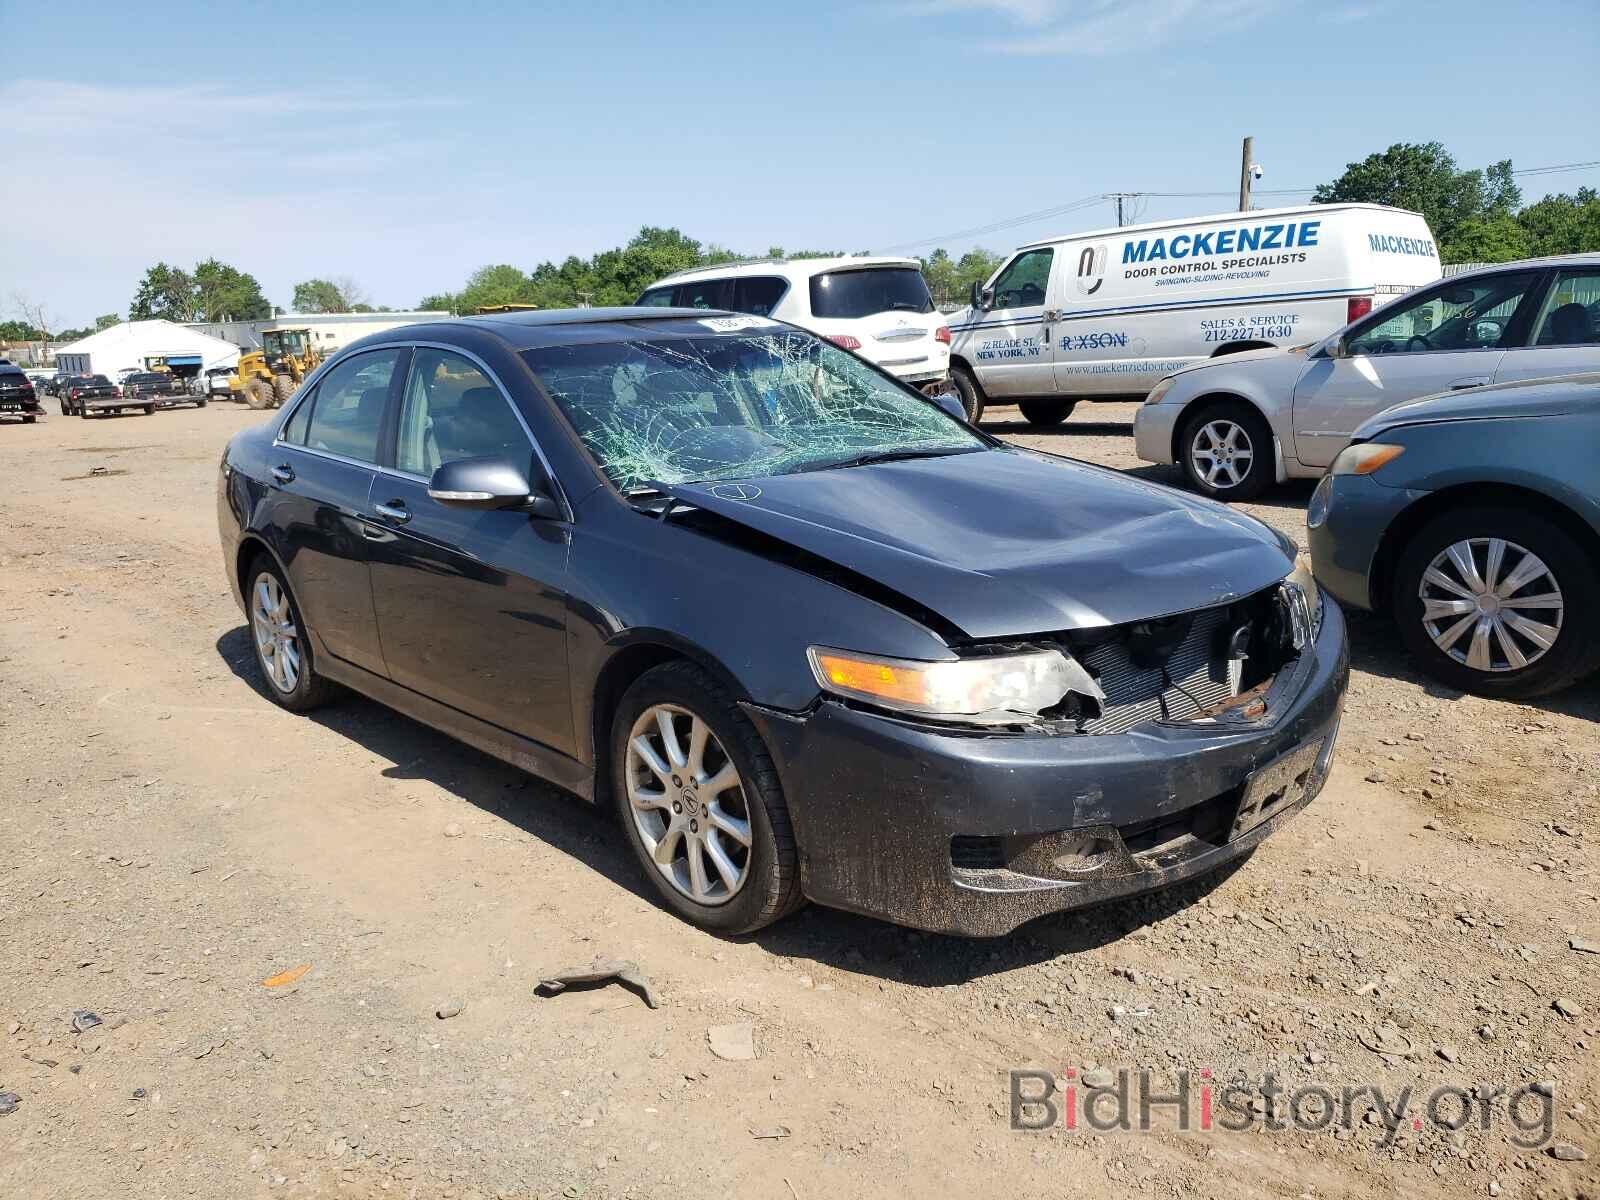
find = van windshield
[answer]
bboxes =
[809,268,934,319]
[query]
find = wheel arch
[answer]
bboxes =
[948,353,988,400]
[234,533,289,606]
[1369,482,1600,613]
[1168,390,1270,463]
[1210,340,1275,357]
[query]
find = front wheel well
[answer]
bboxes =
[1369,483,1600,612]
[1168,391,1267,463]
[947,354,987,400]
[1209,340,1274,357]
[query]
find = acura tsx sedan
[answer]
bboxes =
[217,308,1348,936]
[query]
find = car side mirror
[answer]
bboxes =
[427,455,562,519]
[971,281,993,311]
[932,390,966,422]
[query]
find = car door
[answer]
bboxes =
[364,345,576,755]
[971,247,1055,397]
[1289,270,1542,468]
[1491,266,1600,385]
[269,347,406,678]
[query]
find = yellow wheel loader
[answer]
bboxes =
[231,327,323,409]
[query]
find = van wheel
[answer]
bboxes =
[1018,400,1075,428]
[948,365,985,425]
[1179,401,1272,501]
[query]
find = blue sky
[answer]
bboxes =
[5,0,1598,327]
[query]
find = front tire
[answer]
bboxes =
[246,556,336,712]
[1392,506,1600,699]
[1018,399,1076,428]
[948,364,985,425]
[1179,400,1273,501]
[272,374,295,406]
[611,661,803,934]
[245,379,274,410]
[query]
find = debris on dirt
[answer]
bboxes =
[750,1125,791,1140]
[0,1093,19,1117]
[70,1010,102,1033]
[261,964,310,989]
[443,822,464,838]
[536,960,660,1010]
[1547,1142,1588,1162]
[21,1053,58,1068]
[435,1000,465,1020]
[1569,937,1599,954]
[707,1022,757,1061]
[1358,1023,1415,1058]
[1553,997,1582,1019]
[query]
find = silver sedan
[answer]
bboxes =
[1134,254,1600,500]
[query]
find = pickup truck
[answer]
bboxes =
[124,372,200,408]
[66,374,154,417]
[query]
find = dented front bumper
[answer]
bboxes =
[745,595,1348,936]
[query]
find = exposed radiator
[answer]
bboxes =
[1077,606,1237,736]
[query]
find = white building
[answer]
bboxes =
[54,320,240,381]
[186,311,454,356]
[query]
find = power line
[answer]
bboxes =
[880,159,1600,253]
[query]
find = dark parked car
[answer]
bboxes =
[0,365,43,423]
[1309,372,1600,699]
[124,371,198,407]
[218,309,1348,936]
[60,374,120,415]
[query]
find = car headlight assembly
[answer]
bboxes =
[1143,376,1177,406]
[1283,551,1325,647]
[1330,442,1404,475]
[807,646,1103,726]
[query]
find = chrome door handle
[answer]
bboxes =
[374,500,411,524]
[1449,377,1492,390]
[270,463,295,484]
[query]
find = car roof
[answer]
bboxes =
[352,307,793,353]
[648,255,922,287]
[1441,252,1600,280]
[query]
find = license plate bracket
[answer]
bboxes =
[1231,737,1326,840]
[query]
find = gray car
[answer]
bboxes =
[1307,372,1600,699]
[1135,254,1600,500]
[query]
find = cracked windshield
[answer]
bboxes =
[522,328,983,491]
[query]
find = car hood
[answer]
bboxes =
[1355,371,1600,439]
[672,447,1294,639]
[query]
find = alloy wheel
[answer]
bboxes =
[1190,419,1254,489]
[1419,537,1563,673]
[251,572,302,694]
[624,704,752,906]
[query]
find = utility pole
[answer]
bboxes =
[1238,136,1254,212]
[1115,194,1125,226]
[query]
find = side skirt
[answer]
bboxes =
[317,655,596,802]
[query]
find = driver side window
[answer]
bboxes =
[989,249,1054,310]
[1347,272,1538,356]
[395,348,533,478]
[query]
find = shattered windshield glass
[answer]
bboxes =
[523,330,983,491]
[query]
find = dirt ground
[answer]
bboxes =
[1,399,1595,1200]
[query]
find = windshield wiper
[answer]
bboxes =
[813,446,980,472]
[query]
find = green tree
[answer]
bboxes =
[1517,188,1600,256]
[130,263,196,321]
[192,258,270,321]
[1313,142,1520,260]
[94,313,121,331]
[292,279,347,313]
[1446,213,1533,264]
[454,264,539,312]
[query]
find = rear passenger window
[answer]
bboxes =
[1530,271,1600,346]
[395,348,532,477]
[302,350,401,464]
[636,288,674,307]
[673,279,733,310]
[733,276,786,316]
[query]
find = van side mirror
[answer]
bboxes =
[970,281,993,311]
[428,455,563,519]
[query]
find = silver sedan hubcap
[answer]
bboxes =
[625,704,752,906]
[251,573,302,694]
[1419,538,1563,673]
[1191,420,1254,488]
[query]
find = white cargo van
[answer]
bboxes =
[947,203,1441,425]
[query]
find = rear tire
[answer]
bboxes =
[1018,399,1076,428]
[144,405,155,416]
[948,364,985,425]
[272,374,294,406]
[610,661,804,935]
[1392,505,1600,699]
[1179,400,1273,501]
[245,555,336,712]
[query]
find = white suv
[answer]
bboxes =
[638,257,952,398]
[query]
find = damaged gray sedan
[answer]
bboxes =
[218,307,1347,937]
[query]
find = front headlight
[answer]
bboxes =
[1284,551,1325,646]
[1330,442,1404,475]
[1144,376,1177,406]
[807,646,1102,726]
